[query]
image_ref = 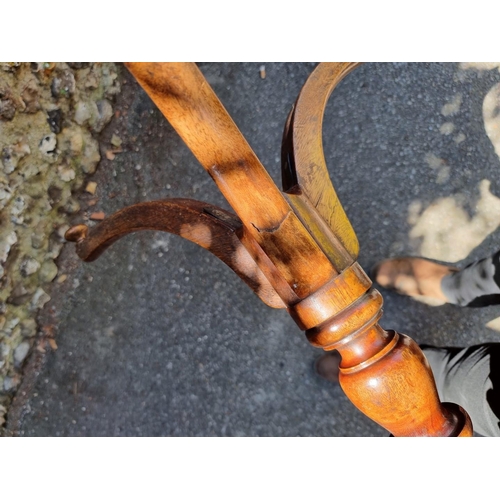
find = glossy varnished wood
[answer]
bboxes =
[125,62,337,299]
[65,199,285,309]
[281,63,472,436]
[282,62,360,262]
[66,63,473,437]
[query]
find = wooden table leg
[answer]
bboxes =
[66,62,473,436]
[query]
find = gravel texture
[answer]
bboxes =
[0,62,121,431]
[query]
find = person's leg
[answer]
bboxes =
[372,250,500,307]
[315,344,500,436]
[421,343,500,437]
[316,251,500,435]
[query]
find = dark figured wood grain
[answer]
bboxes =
[124,62,337,299]
[65,199,285,309]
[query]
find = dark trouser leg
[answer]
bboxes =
[421,343,500,437]
[441,250,500,307]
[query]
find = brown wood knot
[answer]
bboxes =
[288,261,376,332]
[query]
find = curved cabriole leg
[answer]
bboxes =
[65,199,285,309]
[281,62,361,263]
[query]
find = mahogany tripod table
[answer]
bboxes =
[66,63,473,437]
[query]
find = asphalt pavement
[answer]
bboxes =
[8,62,500,436]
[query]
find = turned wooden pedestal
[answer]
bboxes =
[66,62,473,437]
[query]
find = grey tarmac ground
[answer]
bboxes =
[6,62,500,436]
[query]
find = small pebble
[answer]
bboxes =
[92,100,113,133]
[1,140,30,174]
[20,257,40,277]
[85,182,97,195]
[20,318,37,338]
[81,136,100,174]
[14,341,30,365]
[21,78,41,113]
[74,101,93,125]
[39,260,58,283]
[90,211,105,221]
[110,134,122,147]
[57,274,68,283]
[3,377,17,392]
[31,231,45,249]
[0,231,17,263]
[47,109,63,134]
[58,166,76,182]
[39,134,57,156]
[51,69,76,98]
[31,287,51,310]
[0,90,18,121]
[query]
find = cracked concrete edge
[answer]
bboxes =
[0,62,123,435]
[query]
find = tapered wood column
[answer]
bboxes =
[288,260,471,436]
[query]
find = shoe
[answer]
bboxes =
[314,351,341,384]
[371,257,458,306]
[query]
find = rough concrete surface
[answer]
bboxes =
[0,63,121,428]
[6,62,500,436]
